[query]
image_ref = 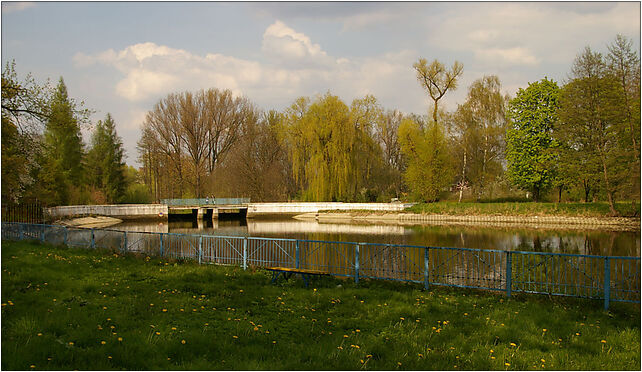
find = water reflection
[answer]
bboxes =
[114,218,640,257]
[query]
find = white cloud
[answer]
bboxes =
[1,2,35,14]
[73,20,423,114]
[429,2,639,67]
[261,20,335,67]
[476,47,539,66]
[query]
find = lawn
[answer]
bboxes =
[406,202,641,218]
[2,240,640,370]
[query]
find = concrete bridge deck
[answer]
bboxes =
[45,202,412,221]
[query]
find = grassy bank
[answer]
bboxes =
[406,202,640,218]
[2,241,639,370]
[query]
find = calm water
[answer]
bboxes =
[114,217,640,257]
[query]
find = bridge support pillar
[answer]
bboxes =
[197,208,205,220]
[211,208,219,221]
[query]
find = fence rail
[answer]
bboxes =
[161,198,250,206]
[2,222,639,309]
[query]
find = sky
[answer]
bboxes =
[2,1,640,167]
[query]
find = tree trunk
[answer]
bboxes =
[558,186,563,203]
[533,186,540,202]
[583,179,591,203]
[599,151,617,215]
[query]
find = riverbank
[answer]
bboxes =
[407,201,640,218]
[295,212,641,232]
[2,241,639,370]
[58,216,123,229]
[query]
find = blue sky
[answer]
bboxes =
[2,1,640,166]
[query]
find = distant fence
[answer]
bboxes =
[2,222,639,310]
[162,198,250,206]
[1,202,45,224]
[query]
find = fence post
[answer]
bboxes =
[242,238,247,270]
[159,233,164,257]
[295,240,300,269]
[424,247,430,290]
[198,236,203,265]
[506,251,512,297]
[604,257,611,310]
[122,231,128,253]
[40,225,45,243]
[19,223,24,240]
[91,228,95,249]
[63,226,68,246]
[354,243,360,284]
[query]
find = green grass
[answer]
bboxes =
[2,240,639,370]
[406,202,641,218]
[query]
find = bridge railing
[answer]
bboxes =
[2,222,639,309]
[161,198,250,206]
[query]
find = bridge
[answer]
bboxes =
[45,199,412,221]
[162,198,250,221]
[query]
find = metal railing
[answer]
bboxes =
[2,222,639,309]
[161,198,250,206]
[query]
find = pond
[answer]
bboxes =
[114,217,640,257]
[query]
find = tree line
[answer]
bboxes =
[2,63,144,207]
[2,35,639,212]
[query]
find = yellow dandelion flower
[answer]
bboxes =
[30,365,35,368]
[543,329,547,332]
[232,336,238,339]
[337,346,343,350]
[162,309,167,312]
[397,362,402,366]
[601,339,607,343]
[505,362,510,366]
[272,340,276,344]
[68,342,74,346]
[510,342,517,347]
[181,339,186,344]
[155,331,160,335]
[575,333,580,336]
[253,327,259,331]
[101,341,106,345]
[343,334,349,338]
[118,337,123,342]
[540,359,545,363]
[171,327,177,330]
[37,333,42,336]
[356,329,360,333]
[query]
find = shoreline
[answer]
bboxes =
[294,212,641,232]
[58,216,123,229]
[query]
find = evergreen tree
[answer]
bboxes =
[40,78,84,205]
[86,113,127,203]
[505,78,560,202]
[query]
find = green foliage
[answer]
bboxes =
[451,76,507,199]
[406,201,640,217]
[86,114,127,203]
[399,118,454,202]
[557,47,630,214]
[2,241,639,370]
[281,93,383,201]
[39,78,85,205]
[506,78,560,201]
[413,58,464,123]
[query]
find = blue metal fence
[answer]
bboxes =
[161,198,250,206]
[2,222,639,309]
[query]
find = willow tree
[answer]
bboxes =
[413,58,464,124]
[280,93,381,201]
